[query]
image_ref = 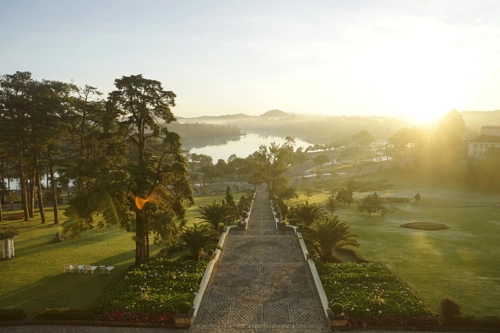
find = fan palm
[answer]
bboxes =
[197,200,232,231]
[180,223,221,261]
[303,216,359,262]
[287,201,326,226]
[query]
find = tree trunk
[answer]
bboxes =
[49,161,59,224]
[19,161,29,222]
[28,177,35,218]
[35,158,46,224]
[135,209,148,266]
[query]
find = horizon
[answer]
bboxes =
[2,0,500,124]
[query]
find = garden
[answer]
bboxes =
[0,189,250,324]
[317,262,437,328]
[291,171,500,322]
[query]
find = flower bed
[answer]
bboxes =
[95,257,207,324]
[317,262,437,328]
[3,213,24,220]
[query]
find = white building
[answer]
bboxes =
[468,126,500,159]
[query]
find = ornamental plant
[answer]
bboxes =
[331,303,344,315]
[317,262,436,328]
[0,229,19,240]
[95,257,207,324]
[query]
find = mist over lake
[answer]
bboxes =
[188,132,312,161]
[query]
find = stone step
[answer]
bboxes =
[190,324,330,333]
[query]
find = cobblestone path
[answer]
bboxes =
[191,186,331,333]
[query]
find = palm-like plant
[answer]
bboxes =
[303,216,359,262]
[287,201,327,226]
[197,200,232,231]
[180,223,221,261]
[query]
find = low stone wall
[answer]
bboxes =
[294,228,330,321]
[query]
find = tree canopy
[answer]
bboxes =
[358,192,384,217]
[66,74,193,266]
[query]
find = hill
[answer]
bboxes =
[260,109,291,118]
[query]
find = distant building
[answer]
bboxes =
[468,126,500,159]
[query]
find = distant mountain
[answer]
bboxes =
[260,109,291,118]
[176,113,253,124]
[176,110,293,124]
[460,110,500,135]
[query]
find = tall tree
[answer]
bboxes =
[336,188,353,207]
[358,192,384,217]
[325,195,337,216]
[351,130,376,150]
[67,75,193,266]
[252,137,295,199]
[0,71,33,221]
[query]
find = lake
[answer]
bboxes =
[188,132,312,161]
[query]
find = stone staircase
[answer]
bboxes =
[190,186,330,333]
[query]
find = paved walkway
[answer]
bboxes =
[190,186,330,333]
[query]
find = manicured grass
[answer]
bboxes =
[0,210,160,317]
[293,172,500,317]
[0,193,247,317]
[186,191,248,226]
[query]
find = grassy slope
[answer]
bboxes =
[293,172,500,317]
[0,191,247,316]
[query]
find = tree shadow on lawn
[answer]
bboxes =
[1,249,137,317]
[15,227,130,258]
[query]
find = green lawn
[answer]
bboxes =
[294,172,500,317]
[0,192,248,317]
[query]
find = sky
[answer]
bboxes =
[1,0,500,123]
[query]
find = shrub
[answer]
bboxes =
[36,308,94,320]
[440,297,461,322]
[94,257,207,323]
[177,301,192,314]
[0,308,26,321]
[0,229,19,240]
[331,303,344,315]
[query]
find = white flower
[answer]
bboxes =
[366,308,370,311]
[378,310,382,314]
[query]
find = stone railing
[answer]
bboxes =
[294,227,330,321]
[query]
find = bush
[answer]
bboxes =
[440,297,461,322]
[0,229,19,240]
[177,301,192,314]
[0,308,26,321]
[36,308,94,320]
[331,303,344,315]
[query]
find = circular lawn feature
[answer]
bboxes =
[401,222,449,230]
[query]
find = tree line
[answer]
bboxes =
[0,71,193,265]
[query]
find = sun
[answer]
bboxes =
[364,40,469,125]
